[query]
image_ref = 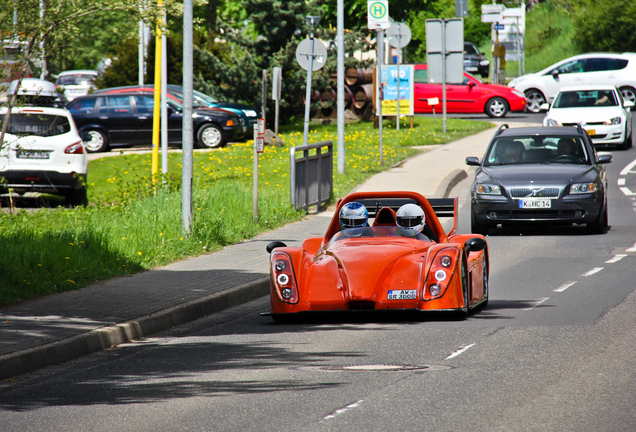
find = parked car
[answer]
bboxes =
[96,85,259,137]
[542,85,633,150]
[466,124,611,235]
[464,41,490,77]
[55,70,99,101]
[263,191,489,320]
[1,78,66,108]
[67,92,245,152]
[0,105,88,205]
[414,64,526,118]
[508,52,636,113]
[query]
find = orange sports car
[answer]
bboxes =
[264,191,489,320]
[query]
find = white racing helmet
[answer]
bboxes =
[396,203,425,237]
[340,201,368,228]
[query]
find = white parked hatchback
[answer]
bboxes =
[0,106,88,205]
[508,52,636,113]
[542,85,633,150]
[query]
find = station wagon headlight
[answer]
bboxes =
[604,117,621,125]
[546,119,561,126]
[476,183,501,195]
[570,182,597,194]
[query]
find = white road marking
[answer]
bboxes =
[619,158,636,176]
[581,267,604,277]
[620,187,635,196]
[554,281,577,293]
[324,400,364,420]
[445,343,476,360]
[523,297,550,311]
[605,254,627,263]
[627,243,636,253]
[617,178,626,186]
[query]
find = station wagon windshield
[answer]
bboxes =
[484,135,591,166]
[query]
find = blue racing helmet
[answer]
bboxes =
[340,201,368,229]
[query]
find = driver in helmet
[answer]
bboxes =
[396,203,433,241]
[335,201,375,239]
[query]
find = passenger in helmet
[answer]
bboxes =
[396,203,432,241]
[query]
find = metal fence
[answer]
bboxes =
[290,140,333,211]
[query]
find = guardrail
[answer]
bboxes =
[290,140,333,211]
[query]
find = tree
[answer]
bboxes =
[572,0,636,52]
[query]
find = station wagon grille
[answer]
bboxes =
[509,187,560,199]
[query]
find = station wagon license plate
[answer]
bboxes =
[387,289,417,300]
[519,199,551,209]
[16,150,51,160]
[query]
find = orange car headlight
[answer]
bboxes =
[270,251,299,304]
[423,248,459,300]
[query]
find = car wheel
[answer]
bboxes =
[83,129,109,153]
[197,124,225,149]
[64,188,88,207]
[619,86,636,105]
[485,97,508,118]
[587,201,608,234]
[461,255,470,315]
[481,250,489,308]
[618,127,632,150]
[471,211,490,235]
[524,89,546,113]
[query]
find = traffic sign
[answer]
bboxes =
[387,22,411,49]
[494,24,505,30]
[295,38,328,71]
[368,0,390,30]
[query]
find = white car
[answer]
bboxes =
[0,106,89,205]
[542,85,633,150]
[508,52,636,113]
[55,70,98,101]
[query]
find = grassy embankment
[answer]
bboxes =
[0,116,492,306]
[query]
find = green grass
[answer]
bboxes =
[0,116,492,306]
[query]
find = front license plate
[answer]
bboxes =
[16,150,50,160]
[465,67,478,71]
[387,289,417,300]
[519,199,551,209]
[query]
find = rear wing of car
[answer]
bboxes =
[356,197,458,237]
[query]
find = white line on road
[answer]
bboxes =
[619,187,635,196]
[606,254,627,263]
[445,343,476,360]
[581,267,604,277]
[627,243,636,253]
[619,158,636,176]
[324,400,364,420]
[554,281,577,293]
[618,178,626,186]
[523,297,550,311]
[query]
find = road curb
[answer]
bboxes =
[0,277,270,380]
[436,168,468,198]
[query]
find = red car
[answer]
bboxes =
[414,64,526,118]
[264,191,489,321]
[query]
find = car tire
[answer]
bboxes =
[83,129,109,153]
[587,201,608,234]
[619,86,636,106]
[481,250,489,308]
[64,188,88,206]
[196,123,225,149]
[471,211,490,235]
[524,89,546,113]
[618,128,632,150]
[485,97,509,118]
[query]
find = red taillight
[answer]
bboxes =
[270,251,299,304]
[423,247,459,300]
[65,140,85,155]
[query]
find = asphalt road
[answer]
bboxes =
[1,128,634,431]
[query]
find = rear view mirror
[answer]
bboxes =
[465,156,480,166]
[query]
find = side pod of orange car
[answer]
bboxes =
[263,191,489,321]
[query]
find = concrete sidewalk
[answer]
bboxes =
[0,123,504,380]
